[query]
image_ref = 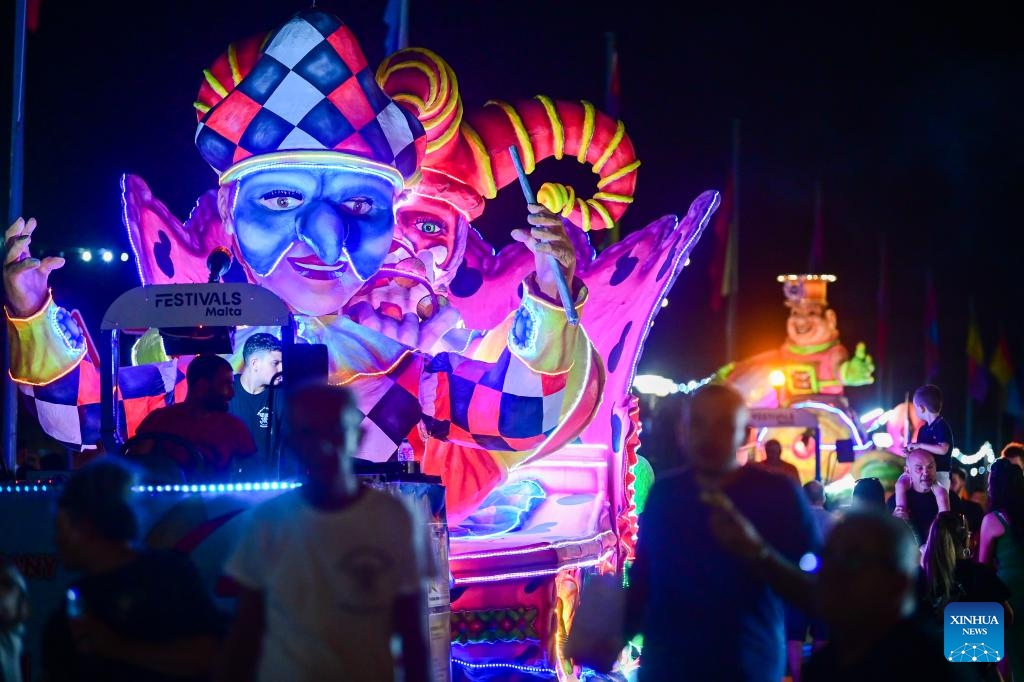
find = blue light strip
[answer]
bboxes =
[0,481,303,495]
[131,481,302,494]
[0,484,49,494]
[452,658,556,676]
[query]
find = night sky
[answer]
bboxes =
[2,1,1021,449]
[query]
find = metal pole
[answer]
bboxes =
[3,0,29,477]
[724,118,740,362]
[814,427,822,482]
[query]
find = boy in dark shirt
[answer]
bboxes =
[894,384,954,516]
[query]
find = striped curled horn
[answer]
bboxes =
[193,33,272,120]
[378,49,640,231]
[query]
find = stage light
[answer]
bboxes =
[101,250,113,263]
[661,299,669,308]
[872,432,894,448]
[120,252,129,262]
[769,369,786,388]
[80,250,92,262]
[633,374,679,397]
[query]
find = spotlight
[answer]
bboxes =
[661,299,669,308]
[80,250,92,262]
[120,252,130,262]
[101,250,113,263]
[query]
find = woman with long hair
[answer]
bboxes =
[919,512,1010,681]
[980,458,1024,680]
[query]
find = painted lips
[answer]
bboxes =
[288,255,348,280]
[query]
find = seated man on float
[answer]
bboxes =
[133,353,256,481]
[3,9,600,521]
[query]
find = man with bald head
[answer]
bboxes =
[888,449,965,546]
[626,383,821,681]
[804,510,981,681]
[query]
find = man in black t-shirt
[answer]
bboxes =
[228,333,282,479]
[42,458,223,682]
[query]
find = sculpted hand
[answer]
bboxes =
[4,217,65,317]
[348,300,463,353]
[840,341,875,387]
[511,204,576,302]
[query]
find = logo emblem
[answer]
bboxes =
[945,602,1004,662]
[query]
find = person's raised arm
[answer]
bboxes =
[702,489,818,615]
[978,512,1004,567]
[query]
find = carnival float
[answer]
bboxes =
[1,7,718,680]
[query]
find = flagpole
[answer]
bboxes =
[965,297,975,452]
[725,118,740,363]
[809,181,823,272]
[3,0,28,477]
[875,234,890,408]
[604,31,621,247]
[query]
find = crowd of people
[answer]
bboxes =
[2,380,436,682]
[623,381,1024,682]
[6,368,1024,681]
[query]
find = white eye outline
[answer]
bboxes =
[259,190,304,211]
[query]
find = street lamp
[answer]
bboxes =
[769,369,786,407]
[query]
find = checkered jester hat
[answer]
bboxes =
[194,10,426,189]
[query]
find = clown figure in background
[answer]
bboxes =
[718,274,874,408]
[4,9,604,522]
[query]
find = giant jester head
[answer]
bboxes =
[193,11,426,315]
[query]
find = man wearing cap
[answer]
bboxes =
[3,9,603,522]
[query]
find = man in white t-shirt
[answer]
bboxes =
[219,383,435,682]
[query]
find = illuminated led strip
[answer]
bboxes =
[626,199,717,397]
[453,549,613,585]
[130,481,302,494]
[451,531,613,560]
[0,484,50,494]
[452,659,555,676]
[790,400,867,447]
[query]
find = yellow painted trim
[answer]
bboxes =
[576,100,596,164]
[462,122,497,198]
[203,69,229,99]
[227,44,242,85]
[592,120,625,174]
[592,191,635,204]
[535,95,564,160]
[487,100,536,173]
[586,198,614,228]
[596,159,641,188]
[576,197,592,231]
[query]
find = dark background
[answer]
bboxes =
[2,1,1021,451]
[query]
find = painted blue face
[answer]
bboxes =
[225,166,397,315]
